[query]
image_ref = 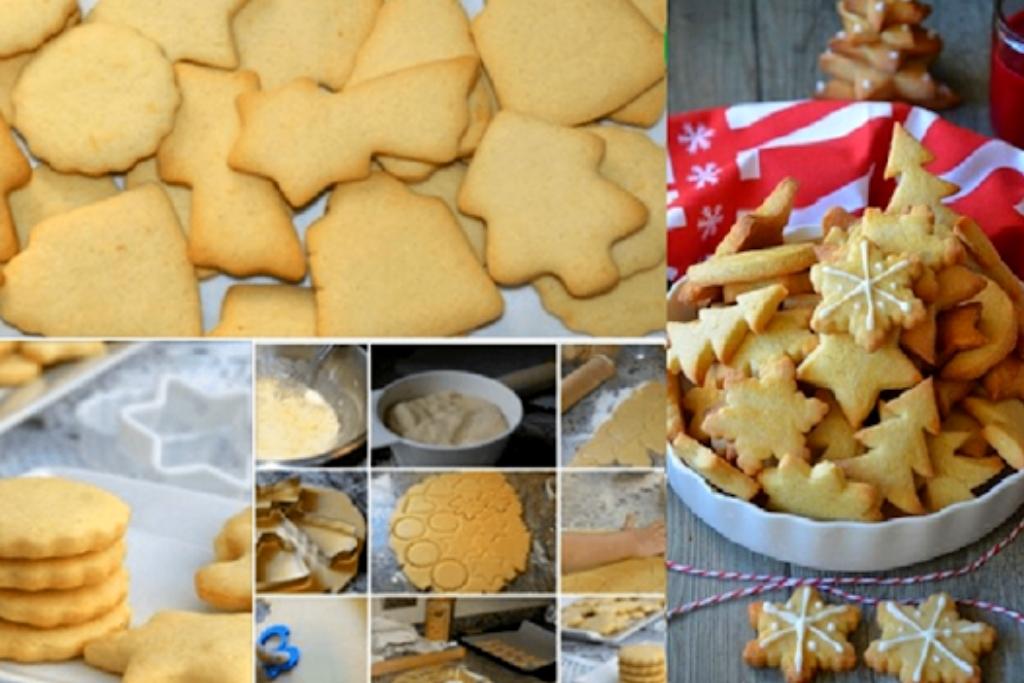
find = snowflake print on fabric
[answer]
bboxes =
[697,205,724,241]
[678,122,715,155]
[687,162,722,189]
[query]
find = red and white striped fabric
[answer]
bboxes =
[666,100,1024,282]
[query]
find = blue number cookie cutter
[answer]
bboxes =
[259,624,301,680]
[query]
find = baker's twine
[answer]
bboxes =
[665,513,1024,625]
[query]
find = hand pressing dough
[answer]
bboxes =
[386,391,508,446]
[561,555,665,594]
[570,381,665,467]
[389,472,530,593]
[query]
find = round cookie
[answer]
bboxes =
[0,600,130,663]
[388,472,531,593]
[0,477,131,560]
[0,0,77,58]
[0,567,129,628]
[0,540,126,592]
[13,23,180,174]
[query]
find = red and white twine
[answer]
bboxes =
[666,513,1024,625]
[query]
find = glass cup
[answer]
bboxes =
[990,0,1024,147]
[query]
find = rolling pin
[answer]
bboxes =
[560,355,616,413]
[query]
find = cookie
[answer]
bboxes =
[9,164,119,250]
[0,353,40,386]
[715,178,798,257]
[940,278,1017,381]
[18,341,106,366]
[587,126,666,277]
[158,64,304,281]
[0,567,128,628]
[840,379,940,515]
[13,23,180,174]
[726,308,819,377]
[0,540,125,592]
[307,173,502,336]
[389,472,530,593]
[797,333,921,428]
[209,285,317,338]
[0,0,77,58]
[231,56,478,207]
[0,185,202,337]
[472,0,664,125]
[962,397,1024,470]
[407,162,484,263]
[88,0,249,68]
[609,0,667,128]
[196,508,252,612]
[459,111,647,297]
[619,643,666,669]
[0,477,130,560]
[534,261,666,337]
[806,392,861,461]
[83,610,252,682]
[923,431,1004,511]
[810,236,925,351]
[983,357,1024,401]
[744,586,859,683]
[860,205,962,269]
[345,0,494,178]
[672,432,760,501]
[0,115,31,262]
[687,244,818,288]
[0,51,32,122]
[233,0,380,91]
[123,157,217,281]
[703,357,828,476]
[865,593,995,683]
[761,454,883,521]
[0,600,129,663]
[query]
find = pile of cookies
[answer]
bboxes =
[389,472,531,593]
[256,478,366,593]
[0,477,130,663]
[744,586,995,683]
[471,636,549,670]
[668,123,1024,521]
[618,642,667,683]
[0,340,105,386]
[562,597,664,637]
[815,0,958,108]
[0,0,665,338]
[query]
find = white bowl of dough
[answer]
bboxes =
[371,370,524,467]
[666,278,1024,571]
[255,345,368,467]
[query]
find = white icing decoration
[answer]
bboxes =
[759,589,849,675]
[875,596,985,683]
[818,240,914,332]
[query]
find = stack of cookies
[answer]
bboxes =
[0,477,131,663]
[669,123,1024,522]
[618,643,667,683]
[815,0,958,109]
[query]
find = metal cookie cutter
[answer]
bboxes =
[259,624,301,680]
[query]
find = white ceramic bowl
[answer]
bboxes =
[667,277,1024,571]
[371,370,523,467]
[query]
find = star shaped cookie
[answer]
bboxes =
[744,586,859,683]
[865,594,995,683]
[810,236,925,351]
[702,357,828,475]
[922,431,1004,512]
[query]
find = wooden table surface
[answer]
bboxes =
[666,1,1024,680]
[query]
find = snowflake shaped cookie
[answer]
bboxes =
[743,586,859,683]
[810,237,925,350]
[865,593,996,683]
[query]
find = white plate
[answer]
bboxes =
[666,277,1024,571]
[0,344,145,437]
[0,0,666,339]
[0,467,248,683]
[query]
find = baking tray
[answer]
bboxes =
[0,343,145,437]
[461,621,556,674]
[560,598,664,646]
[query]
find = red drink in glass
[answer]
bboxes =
[991,0,1024,147]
